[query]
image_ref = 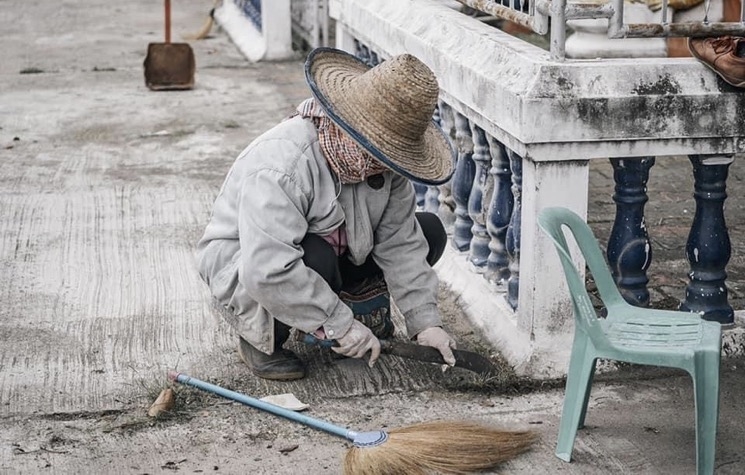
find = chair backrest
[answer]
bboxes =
[538,207,626,346]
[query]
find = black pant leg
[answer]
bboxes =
[300,233,343,293]
[416,211,447,266]
[338,211,447,288]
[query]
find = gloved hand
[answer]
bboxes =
[332,319,381,367]
[416,326,457,366]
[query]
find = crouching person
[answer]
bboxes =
[195,48,457,380]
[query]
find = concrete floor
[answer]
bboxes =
[1,1,744,474]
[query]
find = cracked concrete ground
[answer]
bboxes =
[1,1,744,474]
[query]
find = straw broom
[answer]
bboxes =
[345,420,536,474]
[183,0,220,40]
[169,372,537,474]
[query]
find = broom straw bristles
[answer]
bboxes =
[184,15,214,40]
[184,1,219,40]
[344,421,538,475]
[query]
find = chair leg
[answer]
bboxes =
[577,358,597,429]
[692,350,721,475]
[556,334,596,462]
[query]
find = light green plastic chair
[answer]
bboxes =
[538,207,722,475]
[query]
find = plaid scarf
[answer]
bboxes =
[294,98,388,184]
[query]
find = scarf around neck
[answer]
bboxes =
[294,98,388,184]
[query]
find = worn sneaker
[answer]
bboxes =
[688,36,745,88]
[238,337,306,381]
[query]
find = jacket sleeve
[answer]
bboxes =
[236,145,355,340]
[371,173,442,338]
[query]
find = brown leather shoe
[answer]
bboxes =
[238,337,306,381]
[688,36,745,88]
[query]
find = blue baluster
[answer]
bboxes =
[506,149,522,310]
[413,183,427,209]
[414,84,442,210]
[424,186,441,214]
[607,157,655,307]
[436,101,456,229]
[355,42,371,64]
[467,124,491,269]
[680,155,734,324]
[424,103,442,213]
[485,135,513,285]
[451,112,475,252]
[432,101,441,126]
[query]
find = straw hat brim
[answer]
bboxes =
[305,48,455,186]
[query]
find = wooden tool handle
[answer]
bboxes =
[165,0,171,43]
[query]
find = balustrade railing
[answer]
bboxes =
[351,39,528,312]
[437,0,740,323]
[421,89,738,325]
[291,0,331,49]
[431,128,738,324]
[455,0,745,59]
[331,0,744,376]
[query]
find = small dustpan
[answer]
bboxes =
[144,0,195,91]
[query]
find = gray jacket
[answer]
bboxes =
[196,116,441,354]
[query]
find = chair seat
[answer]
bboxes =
[599,313,722,369]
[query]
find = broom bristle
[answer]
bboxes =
[184,16,214,40]
[184,1,219,41]
[344,421,538,475]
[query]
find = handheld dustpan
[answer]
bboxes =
[144,0,195,91]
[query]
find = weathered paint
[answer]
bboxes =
[335,0,745,160]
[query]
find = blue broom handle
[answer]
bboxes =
[168,371,354,441]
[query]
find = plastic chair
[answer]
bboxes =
[537,207,722,475]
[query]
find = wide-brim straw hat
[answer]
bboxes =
[304,48,456,186]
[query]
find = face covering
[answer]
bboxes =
[294,98,388,184]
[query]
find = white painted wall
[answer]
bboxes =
[215,0,293,62]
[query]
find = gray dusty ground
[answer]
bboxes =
[2,1,745,474]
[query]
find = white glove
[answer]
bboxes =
[332,320,381,367]
[416,327,457,366]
